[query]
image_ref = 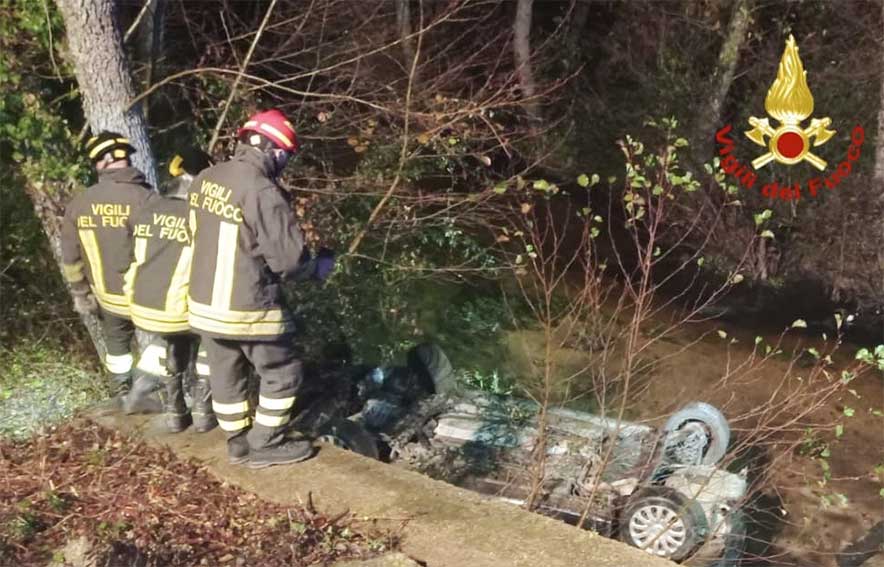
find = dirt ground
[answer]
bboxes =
[500,313,884,567]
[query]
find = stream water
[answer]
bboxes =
[380,275,883,567]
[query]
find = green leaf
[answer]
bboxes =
[730,273,744,284]
[835,424,844,438]
[493,183,507,194]
[652,185,664,196]
[533,179,550,191]
[717,330,727,339]
[577,174,590,187]
[761,230,775,239]
[755,336,763,345]
[697,257,705,267]
[674,138,689,148]
[590,173,600,187]
[791,319,808,328]
[843,407,855,417]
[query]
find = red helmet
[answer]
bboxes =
[237,109,299,153]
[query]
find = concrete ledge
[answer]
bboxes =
[90,411,673,567]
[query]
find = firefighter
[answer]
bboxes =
[61,132,151,397]
[187,109,333,468]
[123,148,217,433]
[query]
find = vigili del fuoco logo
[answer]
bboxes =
[714,35,865,201]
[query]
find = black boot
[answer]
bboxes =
[227,432,250,465]
[246,437,314,469]
[191,377,217,433]
[122,373,162,415]
[108,371,133,410]
[160,372,192,433]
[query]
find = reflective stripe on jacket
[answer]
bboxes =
[61,167,151,318]
[125,192,193,333]
[187,144,304,339]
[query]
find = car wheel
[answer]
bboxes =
[620,487,707,561]
[316,418,380,460]
[408,343,456,394]
[663,402,731,466]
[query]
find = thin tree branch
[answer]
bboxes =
[207,0,278,153]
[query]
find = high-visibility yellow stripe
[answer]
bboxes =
[165,246,192,314]
[130,303,187,323]
[259,123,293,149]
[136,344,168,377]
[188,301,293,337]
[259,395,295,411]
[123,237,148,300]
[212,399,249,415]
[78,229,105,295]
[218,417,251,432]
[195,362,211,376]
[96,297,131,317]
[189,300,290,324]
[211,222,238,310]
[88,139,117,159]
[134,237,147,263]
[63,262,85,283]
[105,352,134,374]
[188,209,197,236]
[255,411,290,427]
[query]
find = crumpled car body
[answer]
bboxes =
[292,344,748,564]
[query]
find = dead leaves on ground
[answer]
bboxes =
[0,422,397,566]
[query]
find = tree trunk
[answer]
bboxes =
[513,0,538,118]
[26,180,107,361]
[56,0,158,188]
[876,0,884,298]
[693,0,752,161]
[396,0,416,76]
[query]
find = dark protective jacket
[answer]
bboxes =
[186,144,305,339]
[61,167,152,318]
[124,192,193,334]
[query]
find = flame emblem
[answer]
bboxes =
[745,35,835,170]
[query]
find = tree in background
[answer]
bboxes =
[56,0,157,187]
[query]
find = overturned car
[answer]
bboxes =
[291,344,747,564]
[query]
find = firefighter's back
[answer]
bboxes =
[186,151,294,340]
[127,193,192,334]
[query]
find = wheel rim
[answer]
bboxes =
[629,503,687,557]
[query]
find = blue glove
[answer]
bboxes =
[313,247,336,281]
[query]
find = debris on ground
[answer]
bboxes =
[0,421,398,566]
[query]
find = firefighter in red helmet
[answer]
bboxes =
[187,109,332,468]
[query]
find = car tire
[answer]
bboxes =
[316,418,380,460]
[619,486,708,561]
[663,402,731,466]
[408,343,456,394]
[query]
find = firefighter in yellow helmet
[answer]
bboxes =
[123,148,217,433]
[187,109,333,468]
[61,132,151,397]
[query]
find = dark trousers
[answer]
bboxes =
[202,337,302,449]
[99,310,135,374]
[135,332,209,379]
